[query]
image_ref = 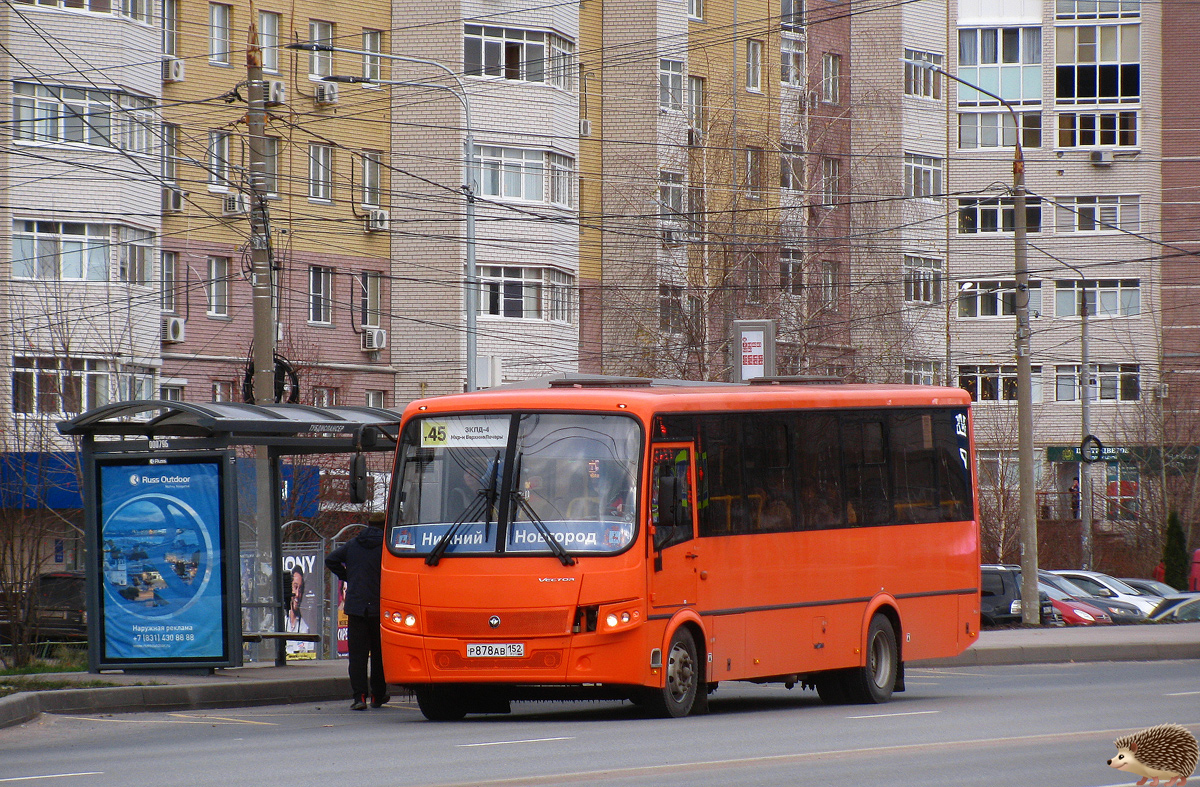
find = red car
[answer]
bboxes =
[1041,581,1112,625]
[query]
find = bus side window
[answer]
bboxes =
[652,448,693,549]
[795,413,842,529]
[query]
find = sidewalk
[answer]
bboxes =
[2,624,1198,729]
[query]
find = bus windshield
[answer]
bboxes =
[391,412,641,558]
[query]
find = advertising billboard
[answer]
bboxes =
[92,452,240,668]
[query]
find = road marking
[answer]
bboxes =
[60,715,272,726]
[458,737,574,748]
[847,710,939,720]
[0,774,103,783]
[1166,690,1200,696]
[168,713,276,725]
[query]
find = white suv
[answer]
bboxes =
[1049,570,1160,615]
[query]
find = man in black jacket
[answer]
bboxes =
[325,515,388,710]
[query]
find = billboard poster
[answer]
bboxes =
[283,546,324,660]
[95,454,235,666]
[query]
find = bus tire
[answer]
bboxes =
[415,686,468,721]
[842,614,898,704]
[814,672,849,705]
[643,627,702,718]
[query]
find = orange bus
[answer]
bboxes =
[381,378,980,720]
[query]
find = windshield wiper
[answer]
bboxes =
[510,453,576,567]
[426,452,499,566]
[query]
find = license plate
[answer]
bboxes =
[467,642,524,658]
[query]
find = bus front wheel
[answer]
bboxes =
[415,686,468,721]
[643,627,703,718]
[843,614,898,704]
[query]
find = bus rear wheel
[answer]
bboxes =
[415,686,468,721]
[643,627,703,718]
[842,614,898,704]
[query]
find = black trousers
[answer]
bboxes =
[346,613,386,699]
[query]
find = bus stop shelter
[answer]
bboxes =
[58,400,402,672]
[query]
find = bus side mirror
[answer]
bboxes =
[350,454,369,504]
[655,475,679,549]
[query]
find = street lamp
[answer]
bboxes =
[921,63,1040,625]
[287,43,480,392]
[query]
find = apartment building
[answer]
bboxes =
[579,0,853,378]
[158,0,395,410]
[853,0,1175,569]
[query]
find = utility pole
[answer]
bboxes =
[246,22,283,662]
[1080,282,1092,569]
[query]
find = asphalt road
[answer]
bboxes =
[2,660,1197,787]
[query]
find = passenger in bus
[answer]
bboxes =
[759,476,793,532]
[800,485,839,527]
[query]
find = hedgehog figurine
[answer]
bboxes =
[1108,724,1199,787]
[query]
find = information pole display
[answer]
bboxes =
[731,320,776,383]
[89,451,241,670]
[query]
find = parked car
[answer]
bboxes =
[1039,581,1112,625]
[1148,593,1200,622]
[981,564,1055,626]
[1049,570,1161,615]
[1120,578,1179,598]
[1038,571,1146,623]
[0,571,87,643]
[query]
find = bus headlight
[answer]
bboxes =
[606,613,619,628]
[387,610,418,629]
[599,604,641,632]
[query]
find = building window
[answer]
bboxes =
[659,284,685,334]
[688,75,705,131]
[959,111,1042,149]
[361,151,382,207]
[660,59,684,110]
[746,40,763,91]
[903,255,943,304]
[362,29,382,81]
[781,0,803,31]
[118,227,154,285]
[546,269,575,323]
[782,37,805,86]
[780,249,803,296]
[309,143,333,200]
[959,280,1042,318]
[904,49,943,99]
[746,254,764,304]
[660,170,685,233]
[160,384,184,401]
[12,84,154,153]
[1054,24,1140,105]
[206,256,229,316]
[309,265,334,323]
[119,0,152,23]
[821,157,840,205]
[163,0,178,56]
[1056,364,1140,401]
[904,154,942,200]
[12,220,109,281]
[312,387,339,407]
[473,146,572,204]
[904,360,943,386]
[463,26,575,89]
[360,271,382,327]
[208,131,231,187]
[957,27,1042,106]
[958,197,1042,233]
[12,357,110,415]
[820,260,840,309]
[1056,0,1140,20]
[161,251,177,312]
[162,123,178,182]
[960,364,1043,402]
[365,390,387,409]
[1057,110,1138,147]
[780,143,804,190]
[209,3,231,64]
[821,53,841,103]
[119,366,155,402]
[258,11,279,72]
[689,0,703,21]
[308,21,334,78]
[744,147,764,198]
[1054,279,1139,317]
[479,266,555,319]
[1054,195,1139,232]
[212,380,234,402]
[262,137,279,196]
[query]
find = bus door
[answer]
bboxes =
[649,444,699,611]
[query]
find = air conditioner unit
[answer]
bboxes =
[366,208,389,232]
[1090,149,1114,166]
[1156,383,1169,400]
[266,79,287,106]
[361,328,387,351]
[314,83,339,105]
[162,187,184,213]
[161,316,186,343]
[579,118,592,137]
[222,192,250,216]
[162,57,185,83]
[662,226,683,245]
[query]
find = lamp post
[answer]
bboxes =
[288,43,479,391]
[923,63,1040,624]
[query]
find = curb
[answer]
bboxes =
[916,640,1200,668]
[1,674,350,730]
